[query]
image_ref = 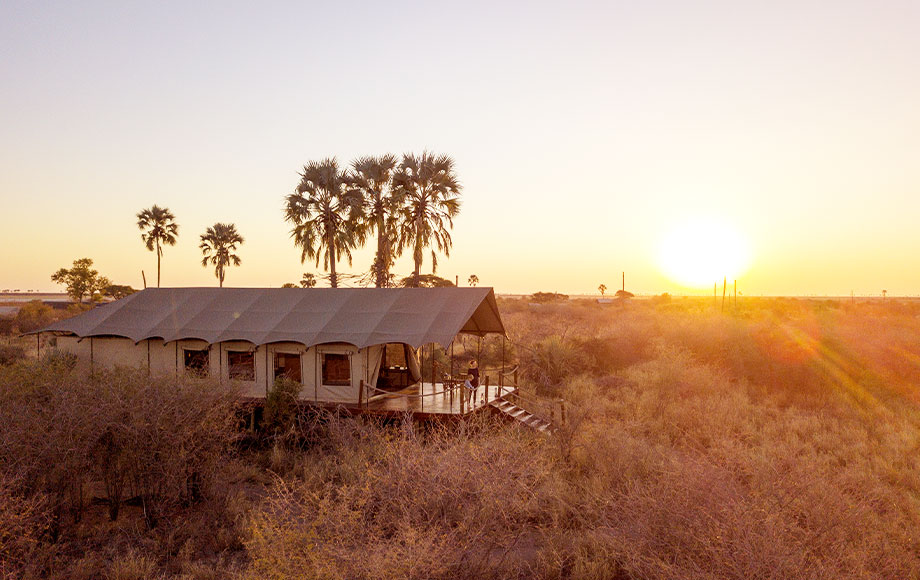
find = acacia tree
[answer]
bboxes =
[51,258,111,303]
[136,205,179,287]
[347,154,402,287]
[393,152,461,286]
[284,158,361,288]
[199,223,244,287]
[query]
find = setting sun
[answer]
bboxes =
[657,217,752,289]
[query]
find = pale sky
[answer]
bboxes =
[1,1,918,296]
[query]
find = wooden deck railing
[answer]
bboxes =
[355,363,567,425]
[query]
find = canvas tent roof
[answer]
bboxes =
[36,287,505,348]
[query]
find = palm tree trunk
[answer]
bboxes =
[413,235,423,286]
[376,217,386,288]
[219,267,224,288]
[329,231,338,288]
[412,218,423,285]
[156,239,161,288]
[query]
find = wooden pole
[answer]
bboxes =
[721,277,727,313]
[421,344,426,413]
[622,271,625,292]
[36,333,40,359]
[500,335,505,390]
[734,279,737,309]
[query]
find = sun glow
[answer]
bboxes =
[658,217,752,289]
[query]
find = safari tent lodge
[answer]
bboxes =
[34,287,511,417]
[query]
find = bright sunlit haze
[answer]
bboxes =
[658,217,752,290]
[1,1,919,296]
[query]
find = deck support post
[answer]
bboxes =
[500,336,505,391]
[485,376,490,405]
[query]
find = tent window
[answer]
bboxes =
[184,348,209,376]
[274,352,302,382]
[228,351,255,381]
[322,353,351,386]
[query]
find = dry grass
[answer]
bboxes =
[4,297,920,578]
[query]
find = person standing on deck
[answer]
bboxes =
[466,359,480,406]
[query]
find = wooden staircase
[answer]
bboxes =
[490,398,554,433]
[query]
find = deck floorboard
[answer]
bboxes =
[352,382,513,416]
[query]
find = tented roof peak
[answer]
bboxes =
[36,287,505,348]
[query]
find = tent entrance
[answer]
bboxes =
[375,343,421,392]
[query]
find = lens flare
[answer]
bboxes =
[658,217,752,289]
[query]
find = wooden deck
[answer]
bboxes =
[344,382,516,418]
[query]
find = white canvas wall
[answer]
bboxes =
[49,335,390,405]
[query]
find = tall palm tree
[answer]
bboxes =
[199,223,244,287]
[347,154,402,287]
[136,205,179,287]
[284,158,361,288]
[394,152,461,286]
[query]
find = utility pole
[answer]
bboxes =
[622,271,625,292]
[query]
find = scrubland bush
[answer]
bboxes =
[13,301,57,333]
[519,335,587,395]
[0,344,26,366]
[0,362,240,578]
[5,297,920,578]
[245,415,566,580]
[263,377,303,439]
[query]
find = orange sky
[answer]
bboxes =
[1,1,918,296]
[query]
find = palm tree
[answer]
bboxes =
[136,205,179,287]
[468,274,479,287]
[598,283,607,296]
[393,152,461,286]
[284,158,361,288]
[347,154,402,287]
[199,223,244,287]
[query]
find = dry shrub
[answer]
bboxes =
[13,301,58,333]
[0,360,241,577]
[519,335,588,395]
[0,474,52,578]
[540,345,920,579]
[104,548,158,580]
[244,416,565,580]
[0,344,26,366]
